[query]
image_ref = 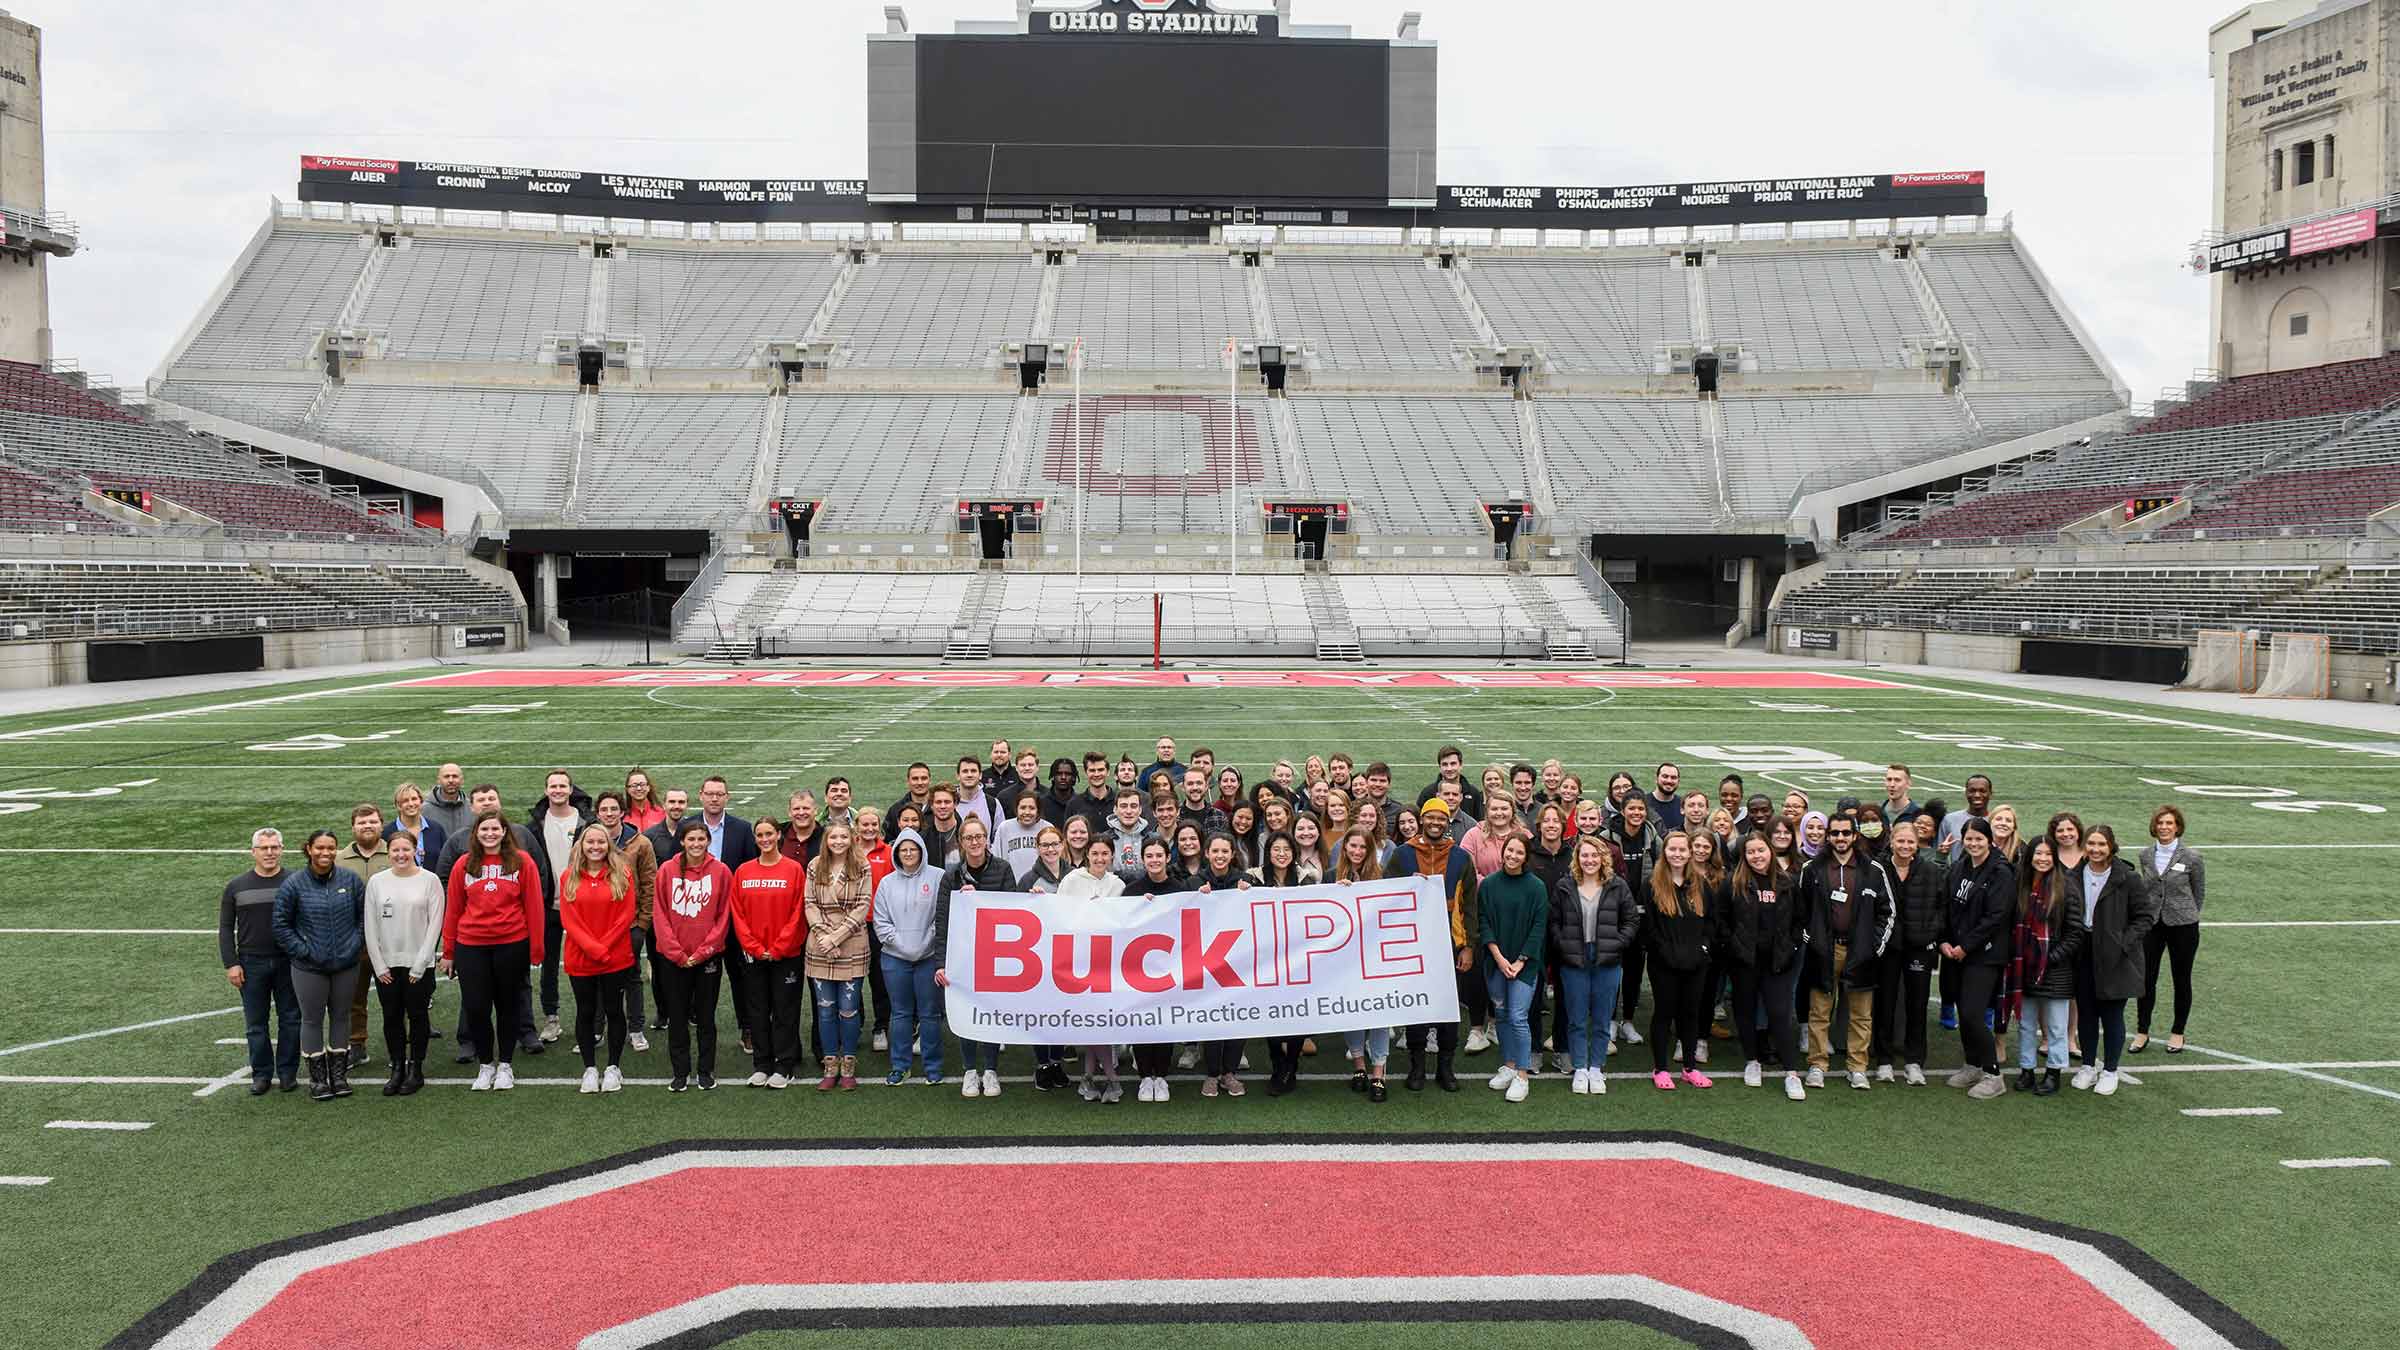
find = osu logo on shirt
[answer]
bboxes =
[669,874,718,919]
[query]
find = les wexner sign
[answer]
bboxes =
[298,155,866,224]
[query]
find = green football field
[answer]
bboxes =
[0,663,2392,1348]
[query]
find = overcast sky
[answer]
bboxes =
[37,0,2217,402]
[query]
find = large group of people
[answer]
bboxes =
[218,740,2202,1105]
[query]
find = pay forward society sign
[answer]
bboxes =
[944,878,1460,1044]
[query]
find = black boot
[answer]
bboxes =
[1404,1044,1427,1092]
[2014,1068,2036,1092]
[2034,1069,2061,1097]
[1368,1077,1389,1103]
[307,1053,334,1102]
[401,1060,426,1096]
[1435,1049,1460,1093]
[381,1060,406,1097]
[329,1050,354,1099]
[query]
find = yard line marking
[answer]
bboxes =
[44,1119,153,1131]
[0,1006,241,1058]
[0,1075,225,1086]
[0,928,216,936]
[0,1176,51,1186]
[213,1038,246,1046]
[2180,1107,2283,1118]
[193,1067,254,1098]
[0,675,434,741]
[1865,677,2400,758]
[0,848,248,856]
[2204,920,2400,929]
[2181,1042,2400,1103]
[2278,1157,2390,1170]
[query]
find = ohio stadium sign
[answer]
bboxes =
[1033,0,1280,38]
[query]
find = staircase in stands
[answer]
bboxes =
[943,568,1005,661]
[1508,573,1595,661]
[1301,571,1361,661]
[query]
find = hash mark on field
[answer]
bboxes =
[0,1006,240,1058]
[193,1068,253,1097]
[2279,1157,2390,1169]
[0,1176,51,1186]
[44,1119,152,1131]
[2180,1107,2282,1118]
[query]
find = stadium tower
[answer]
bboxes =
[0,13,74,364]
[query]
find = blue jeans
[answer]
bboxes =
[1559,954,1625,1071]
[2017,996,2072,1071]
[958,1033,1001,1072]
[813,977,862,1059]
[880,954,942,1077]
[239,953,301,1081]
[1343,1025,1392,1066]
[1484,966,1537,1068]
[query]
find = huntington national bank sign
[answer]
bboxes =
[1036,0,1279,38]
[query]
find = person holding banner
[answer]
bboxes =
[1480,836,1548,1103]
[1059,837,1128,1103]
[1325,829,1392,1101]
[1393,798,1479,1094]
[1016,824,1073,1091]
[1193,832,1252,1099]
[871,829,946,1088]
[941,816,1016,1100]
[1251,833,1323,1097]
[1122,838,1182,1103]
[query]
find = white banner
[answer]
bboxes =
[942,877,1461,1046]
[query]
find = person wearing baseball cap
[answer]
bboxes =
[1386,797,1481,1093]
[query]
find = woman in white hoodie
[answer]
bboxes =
[1059,838,1127,1103]
[870,829,946,1087]
[363,833,445,1096]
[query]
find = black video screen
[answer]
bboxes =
[915,36,1391,201]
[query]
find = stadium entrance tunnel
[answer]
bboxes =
[115,1135,2278,1350]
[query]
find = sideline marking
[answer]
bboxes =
[45,1119,152,1131]
[0,1176,51,1186]
[2278,1157,2389,1170]
[0,848,248,856]
[2180,1107,2282,1118]
[0,928,216,936]
[403,668,1904,691]
[1868,676,2400,759]
[193,1067,254,1098]
[0,676,432,742]
[2183,1042,2400,1104]
[0,1007,240,1059]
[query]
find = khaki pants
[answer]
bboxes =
[1807,941,1873,1073]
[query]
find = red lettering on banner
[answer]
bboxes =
[1249,900,1281,987]
[1180,907,1243,989]
[1366,894,1424,978]
[1055,933,1113,993]
[1280,899,1355,984]
[1122,933,1176,992]
[976,908,1042,994]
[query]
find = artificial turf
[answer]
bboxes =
[0,665,2391,1347]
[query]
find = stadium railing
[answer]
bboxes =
[148,383,507,529]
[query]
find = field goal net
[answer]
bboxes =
[2251,632,2332,700]
[2182,628,2259,692]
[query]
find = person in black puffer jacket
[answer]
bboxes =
[272,829,368,1102]
[1873,826,1947,1084]
[1523,804,1574,1075]
[1941,818,2016,1099]
[2009,838,2086,1096]
[1720,833,1809,1099]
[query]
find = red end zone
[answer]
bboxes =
[127,1139,2266,1350]
[401,668,1900,690]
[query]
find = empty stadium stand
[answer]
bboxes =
[1262,257,1478,371]
[1917,239,2102,380]
[2229,565,2400,653]
[0,557,515,641]
[608,248,840,367]
[579,392,766,523]
[360,237,589,362]
[771,394,1015,533]
[1031,393,1279,535]
[1539,398,1714,530]
[316,385,576,518]
[829,253,1042,368]
[1720,396,1968,518]
[2135,353,2400,434]
[176,230,368,368]
[1705,251,1923,370]
[1289,395,1523,533]
[1052,254,1258,370]
[1465,257,1690,374]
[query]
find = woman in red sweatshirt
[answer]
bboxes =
[732,817,808,1088]
[563,822,638,1096]
[653,818,732,1092]
[442,810,544,1092]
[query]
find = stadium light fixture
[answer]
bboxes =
[1396,11,1421,39]
[884,6,908,34]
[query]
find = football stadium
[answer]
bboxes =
[1,2,2396,1346]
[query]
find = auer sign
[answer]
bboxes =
[1034,0,1279,38]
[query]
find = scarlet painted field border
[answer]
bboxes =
[107,1132,2280,1350]
[398,668,1903,690]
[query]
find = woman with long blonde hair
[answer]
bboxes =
[804,822,872,1091]
[1643,831,1713,1090]
[561,821,637,1094]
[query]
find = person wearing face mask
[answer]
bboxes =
[1941,819,2015,1100]
[872,829,947,1087]
[2071,824,2156,1097]
[1798,813,1894,1092]
[1874,825,1945,1085]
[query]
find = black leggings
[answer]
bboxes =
[1647,963,1708,1072]
[456,940,530,1066]
[1618,941,1646,1022]
[1201,1040,1245,1076]
[1727,961,1802,1071]
[1132,1044,1175,1077]
[653,957,721,1080]
[572,965,636,1069]
[2139,923,2200,1036]
[744,957,805,1074]
[1957,964,2002,1071]
[374,970,436,1065]
[1874,954,1935,1069]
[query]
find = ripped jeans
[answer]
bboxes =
[812,977,862,1059]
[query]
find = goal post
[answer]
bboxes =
[2182,629,2258,693]
[2251,632,2332,700]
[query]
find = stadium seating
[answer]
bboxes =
[2134,353,2400,434]
[579,392,766,523]
[1917,240,2102,380]
[1338,573,1620,656]
[1539,398,1714,530]
[607,248,840,367]
[176,229,369,368]
[990,574,1316,656]
[2163,464,2400,537]
[1775,567,2013,628]
[1030,394,1280,534]
[1465,257,1690,374]
[1875,483,2177,545]
[1704,251,1922,370]
[0,463,122,534]
[155,378,322,426]
[317,385,577,517]
[1768,568,1905,625]
[828,253,1043,368]
[0,360,144,423]
[1262,257,1478,371]
[1052,254,1258,370]
[771,394,1015,532]
[1719,396,1968,518]
[1289,395,1523,533]
[2229,566,2400,653]
[359,238,590,362]
[0,558,513,640]
[1937,565,2317,643]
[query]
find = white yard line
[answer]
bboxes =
[2278,1157,2389,1170]
[2204,919,2400,928]
[192,1067,255,1098]
[0,848,248,855]
[0,1176,51,1186]
[0,676,435,742]
[0,1007,240,1059]
[2180,1107,2282,1118]
[43,1119,152,1131]
[2180,1043,2400,1104]
[1865,677,2400,758]
[0,928,216,936]
[0,1075,223,1086]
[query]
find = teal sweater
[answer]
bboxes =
[1478,869,1549,980]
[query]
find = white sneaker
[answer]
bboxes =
[494,1063,515,1091]
[1590,1068,1606,1095]
[1175,1046,1200,1070]
[2095,1070,2120,1097]
[470,1063,497,1091]
[962,1072,982,1098]
[1552,1051,1575,1075]
[1078,1075,1100,1102]
[579,1067,601,1095]
[1151,1077,1171,1102]
[747,1070,769,1088]
[1571,1068,1590,1095]
[1603,1038,1616,1058]
[2071,1065,2098,1091]
[1875,1064,1895,1083]
[1784,1074,1807,1102]
[1464,1026,1493,1054]
[1847,1071,1870,1091]
[1488,1065,1515,1091]
[1742,1060,1763,1088]
[872,1029,889,1052]
[1504,1071,1529,1103]
[766,1072,789,1090]
[1136,1077,1155,1103]
[1946,1065,1983,1088]
[541,1014,562,1043]
[1617,1020,1643,1046]
[1100,1078,1124,1104]
[1904,1063,1927,1086]
[628,1033,649,1053]
[982,1069,1001,1097]
[1694,1041,1709,1065]
[1805,1067,1825,1089]
[602,1065,623,1093]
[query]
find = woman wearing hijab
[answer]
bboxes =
[2072,824,2156,1097]
[2133,805,2204,1055]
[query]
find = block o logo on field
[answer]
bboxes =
[114,1136,2276,1349]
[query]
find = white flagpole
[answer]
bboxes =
[1073,336,1083,581]
[1226,336,1238,581]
